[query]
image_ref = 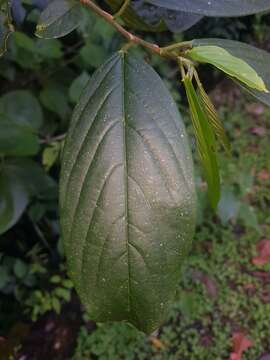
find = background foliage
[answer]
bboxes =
[0,1,270,358]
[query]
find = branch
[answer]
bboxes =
[80,0,172,57]
[39,133,66,144]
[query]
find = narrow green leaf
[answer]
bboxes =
[35,0,83,39]
[187,45,268,93]
[195,75,231,155]
[183,76,220,209]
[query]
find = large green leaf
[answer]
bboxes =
[187,45,268,93]
[0,90,43,129]
[35,0,83,39]
[146,0,270,17]
[192,38,270,106]
[60,52,197,333]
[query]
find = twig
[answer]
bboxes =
[114,0,130,18]
[80,0,162,56]
[80,0,193,61]
[39,133,66,144]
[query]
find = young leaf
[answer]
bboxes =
[195,74,231,155]
[192,38,270,106]
[183,75,220,209]
[35,0,83,39]
[145,0,270,17]
[187,45,268,93]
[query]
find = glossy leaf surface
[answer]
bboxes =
[146,0,270,17]
[36,0,83,39]
[60,52,197,333]
[192,38,270,106]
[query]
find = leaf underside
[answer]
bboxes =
[187,45,268,93]
[60,52,197,333]
[192,38,270,106]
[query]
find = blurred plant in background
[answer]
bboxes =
[0,0,270,358]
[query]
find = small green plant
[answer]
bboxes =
[25,274,73,321]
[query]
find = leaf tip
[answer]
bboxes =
[35,24,46,37]
[257,77,269,93]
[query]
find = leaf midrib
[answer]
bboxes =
[121,52,132,314]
